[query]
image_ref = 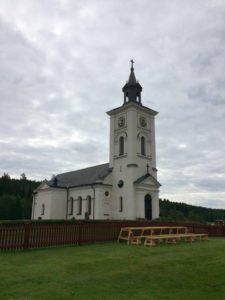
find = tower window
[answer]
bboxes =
[77,196,82,215]
[141,136,146,156]
[119,136,124,156]
[119,197,123,212]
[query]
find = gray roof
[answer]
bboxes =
[49,163,112,188]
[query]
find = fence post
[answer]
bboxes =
[23,222,31,250]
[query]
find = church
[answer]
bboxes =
[32,61,161,220]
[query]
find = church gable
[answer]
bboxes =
[134,173,161,188]
[34,181,51,192]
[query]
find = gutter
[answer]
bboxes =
[48,183,112,189]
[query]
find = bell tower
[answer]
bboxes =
[107,61,160,220]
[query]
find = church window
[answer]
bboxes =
[119,136,124,156]
[86,195,91,215]
[141,136,146,156]
[119,197,123,212]
[41,204,45,215]
[118,180,124,188]
[105,191,109,197]
[68,197,73,215]
[77,197,82,215]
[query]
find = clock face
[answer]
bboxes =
[118,116,125,128]
[140,116,147,127]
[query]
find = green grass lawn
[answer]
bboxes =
[0,238,225,300]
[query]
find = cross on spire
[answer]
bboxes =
[130,59,134,70]
[146,163,150,174]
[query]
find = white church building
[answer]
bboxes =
[32,62,161,220]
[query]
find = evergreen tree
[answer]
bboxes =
[0,173,40,220]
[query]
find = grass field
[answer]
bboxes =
[0,238,225,300]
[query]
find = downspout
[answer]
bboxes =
[31,193,36,220]
[66,185,69,220]
[91,185,95,220]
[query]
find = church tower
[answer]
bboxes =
[107,61,160,220]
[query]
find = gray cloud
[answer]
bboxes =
[0,0,225,208]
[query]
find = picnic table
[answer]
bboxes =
[118,226,208,246]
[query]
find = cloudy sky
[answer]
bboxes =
[0,0,225,208]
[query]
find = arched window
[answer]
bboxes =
[68,197,73,215]
[77,196,82,215]
[119,197,123,212]
[141,136,146,156]
[41,204,45,215]
[144,194,152,220]
[119,136,124,156]
[86,195,92,215]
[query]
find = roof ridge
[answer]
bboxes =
[56,162,109,177]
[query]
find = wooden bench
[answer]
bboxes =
[175,233,208,242]
[117,226,209,247]
[191,233,208,241]
[130,236,142,245]
[144,233,209,247]
[117,227,145,244]
[144,235,178,247]
[117,226,187,244]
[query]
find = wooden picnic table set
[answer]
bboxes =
[118,226,209,247]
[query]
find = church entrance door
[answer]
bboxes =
[144,194,152,220]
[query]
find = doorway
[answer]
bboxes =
[144,194,152,220]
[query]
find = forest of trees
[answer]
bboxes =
[159,199,225,223]
[0,173,40,220]
[0,173,225,222]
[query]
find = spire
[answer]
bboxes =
[122,59,142,105]
[128,59,137,84]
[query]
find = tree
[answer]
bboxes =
[20,173,27,180]
[0,175,40,220]
[2,173,10,179]
[0,194,22,220]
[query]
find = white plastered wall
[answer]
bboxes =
[33,187,67,220]
[67,186,94,220]
[136,188,160,219]
[108,103,160,220]
[67,184,112,220]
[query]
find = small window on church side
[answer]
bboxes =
[41,204,45,215]
[86,196,91,215]
[68,197,73,215]
[119,136,124,156]
[119,197,123,212]
[141,136,146,156]
[77,197,82,215]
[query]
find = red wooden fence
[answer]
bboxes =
[0,221,224,251]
